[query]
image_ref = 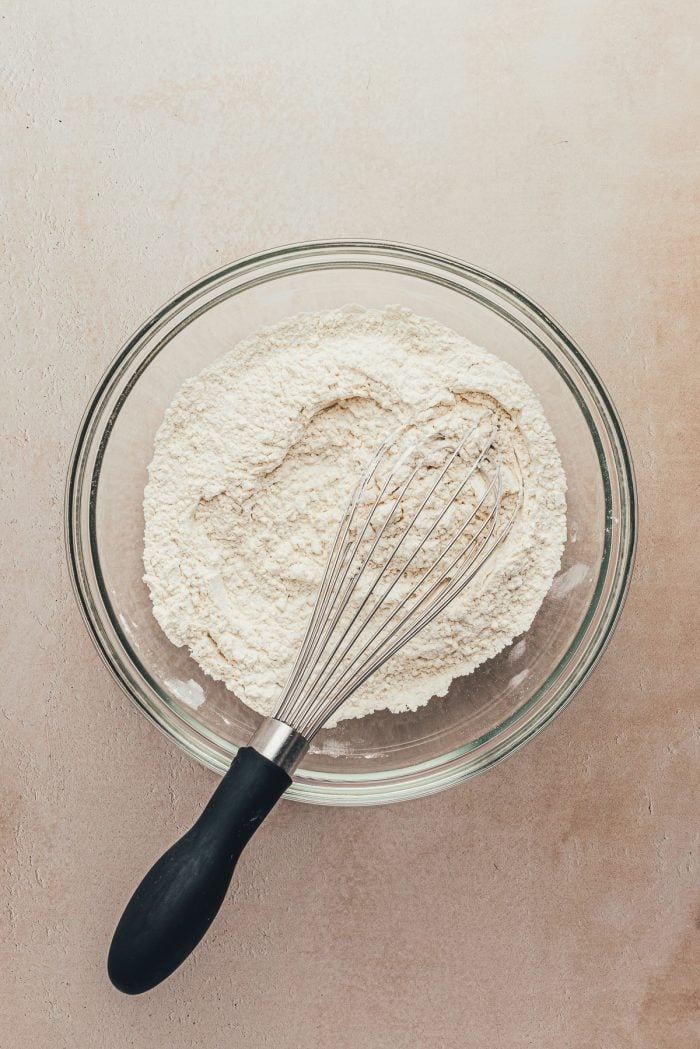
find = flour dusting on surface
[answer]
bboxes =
[144,306,566,725]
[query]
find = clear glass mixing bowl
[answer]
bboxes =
[66,241,636,804]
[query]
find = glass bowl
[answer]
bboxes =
[66,241,636,805]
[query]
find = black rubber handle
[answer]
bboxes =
[108,747,291,994]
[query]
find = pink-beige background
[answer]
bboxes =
[2,1,698,1046]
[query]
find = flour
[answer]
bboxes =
[144,306,566,726]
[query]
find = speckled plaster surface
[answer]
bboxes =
[2,2,698,1046]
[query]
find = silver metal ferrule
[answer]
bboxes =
[249,717,309,775]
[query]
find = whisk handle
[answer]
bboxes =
[107,747,290,995]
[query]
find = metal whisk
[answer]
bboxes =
[108,412,522,995]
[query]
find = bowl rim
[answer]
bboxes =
[65,239,637,805]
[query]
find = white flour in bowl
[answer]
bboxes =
[144,306,566,726]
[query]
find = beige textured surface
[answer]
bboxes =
[2,2,698,1046]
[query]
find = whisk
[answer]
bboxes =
[108,412,522,994]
